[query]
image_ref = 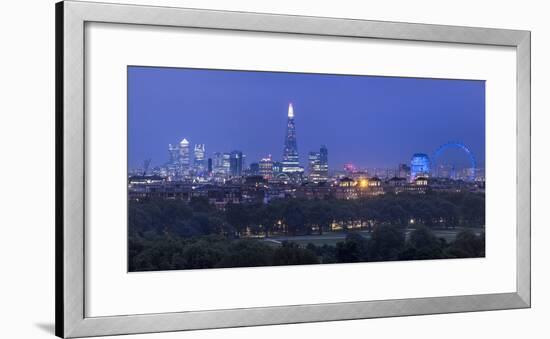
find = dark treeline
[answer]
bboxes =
[129,191,485,238]
[129,227,485,271]
[129,192,485,271]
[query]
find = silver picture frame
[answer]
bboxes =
[56,1,531,337]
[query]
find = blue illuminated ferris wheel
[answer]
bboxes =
[432,142,477,181]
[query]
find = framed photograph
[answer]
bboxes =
[56,1,530,337]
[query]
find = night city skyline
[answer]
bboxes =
[127,66,487,272]
[128,66,485,172]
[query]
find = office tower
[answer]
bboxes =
[319,145,328,181]
[229,151,243,176]
[207,158,213,174]
[281,103,303,174]
[168,144,179,165]
[259,155,274,180]
[194,144,206,170]
[308,152,320,183]
[308,145,329,183]
[179,138,190,169]
[242,154,247,173]
[222,152,231,175]
[212,152,223,173]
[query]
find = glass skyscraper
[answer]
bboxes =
[308,145,328,183]
[168,144,179,165]
[194,144,206,171]
[319,145,328,181]
[229,150,243,176]
[179,138,190,169]
[281,103,303,175]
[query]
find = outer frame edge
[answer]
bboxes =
[61,1,86,337]
[58,1,532,337]
[515,31,531,308]
[65,0,528,46]
[66,293,529,338]
[55,1,65,338]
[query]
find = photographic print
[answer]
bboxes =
[127,66,486,272]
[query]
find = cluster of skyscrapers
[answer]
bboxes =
[148,103,329,184]
[129,102,487,208]
[165,139,209,178]
[134,102,482,185]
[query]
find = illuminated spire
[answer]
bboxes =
[282,102,300,174]
[288,102,294,118]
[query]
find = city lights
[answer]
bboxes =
[129,103,485,205]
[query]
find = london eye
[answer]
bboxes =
[432,142,477,181]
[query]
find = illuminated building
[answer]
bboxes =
[410,153,430,180]
[222,153,231,174]
[272,161,283,175]
[308,152,320,182]
[168,144,179,165]
[165,144,180,178]
[338,177,356,187]
[229,150,243,176]
[336,177,357,200]
[399,176,429,194]
[259,155,274,180]
[354,176,384,197]
[308,145,329,183]
[179,138,190,169]
[128,175,165,185]
[212,152,224,174]
[319,145,328,180]
[415,176,428,186]
[193,144,206,171]
[358,177,369,188]
[281,103,304,175]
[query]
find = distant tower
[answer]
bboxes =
[308,145,329,183]
[222,152,231,175]
[259,154,274,180]
[308,152,321,183]
[319,145,328,181]
[179,138,190,169]
[282,103,303,174]
[168,144,179,165]
[212,152,223,174]
[194,144,206,170]
[207,158,213,174]
[229,150,243,176]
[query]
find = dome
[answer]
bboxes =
[410,153,430,179]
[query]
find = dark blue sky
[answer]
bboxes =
[128,66,485,171]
